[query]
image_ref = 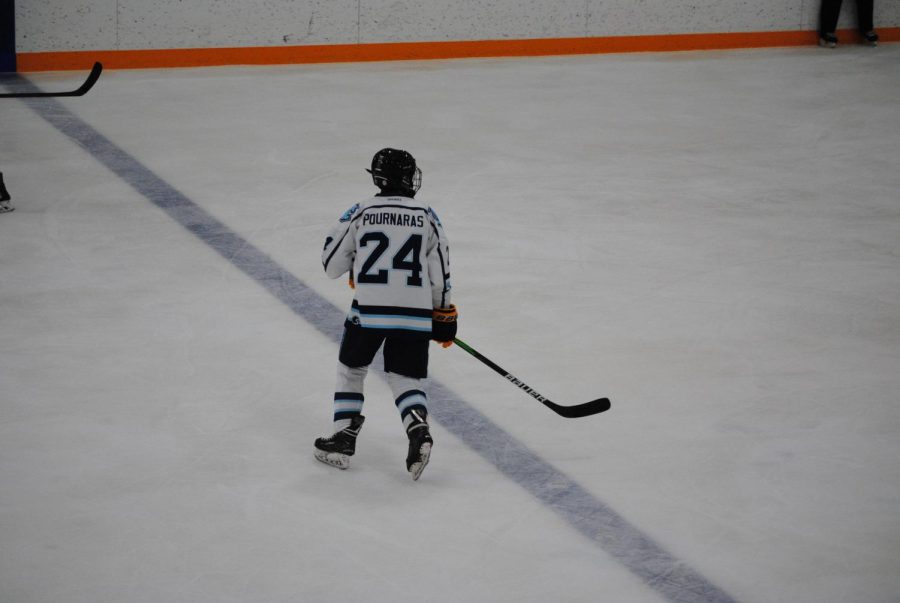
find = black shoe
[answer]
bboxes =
[862,30,878,46]
[314,415,365,469]
[405,409,433,481]
[0,172,10,202]
[818,33,838,48]
[0,173,12,213]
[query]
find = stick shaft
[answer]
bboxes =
[453,337,514,381]
[452,337,611,418]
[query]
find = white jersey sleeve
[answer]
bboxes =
[425,207,451,309]
[321,203,361,279]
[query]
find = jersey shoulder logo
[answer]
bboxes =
[427,207,442,227]
[340,203,361,223]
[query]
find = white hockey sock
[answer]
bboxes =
[333,363,368,431]
[387,372,428,431]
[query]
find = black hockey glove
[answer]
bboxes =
[432,305,458,348]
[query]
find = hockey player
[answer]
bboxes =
[818,0,879,47]
[315,148,456,480]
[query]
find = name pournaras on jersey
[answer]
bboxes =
[362,212,425,228]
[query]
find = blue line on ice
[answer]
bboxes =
[16,83,738,603]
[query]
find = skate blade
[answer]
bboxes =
[408,442,432,481]
[314,449,351,470]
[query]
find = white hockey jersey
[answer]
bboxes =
[322,194,451,336]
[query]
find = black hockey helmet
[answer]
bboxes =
[366,148,422,195]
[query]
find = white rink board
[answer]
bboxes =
[16,0,900,52]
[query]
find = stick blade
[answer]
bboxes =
[0,62,103,99]
[545,397,611,418]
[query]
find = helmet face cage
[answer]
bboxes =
[368,148,422,194]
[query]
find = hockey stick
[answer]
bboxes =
[0,62,103,99]
[453,337,611,418]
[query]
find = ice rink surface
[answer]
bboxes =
[2,44,899,603]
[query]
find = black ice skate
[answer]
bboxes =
[818,33,837,48]
[314,414,365,470]
[862,31,879,46]
[405,409,433,481]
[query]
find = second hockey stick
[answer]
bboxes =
[0,62,103,99]
[453,337,611,418]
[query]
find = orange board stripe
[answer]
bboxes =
[15,27,900,72]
